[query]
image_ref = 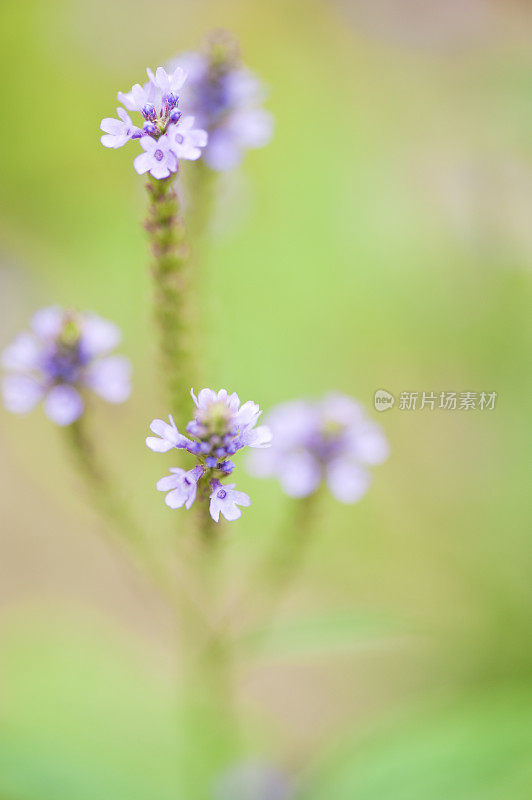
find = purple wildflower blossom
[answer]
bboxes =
[101,66,207,177]
[133,133,178,179]
[169,116,208,161]
[209,480,250,522]
[156,465,204,509]
[117,79,159,113]
[1,307,131,426]
[145,415,192,453]
[147,65,187,98]
[247,394,389,503]
[146,387,271,521]
[168,32,273,171]
[214,760,293,800]
[100,107,142,149]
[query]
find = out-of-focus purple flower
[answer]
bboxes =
[146,387,271,521]
[101,65,207,177]
[1,307,132,426]
[168,31,273,171]
[214,760,293,800]
[247,393,388,503]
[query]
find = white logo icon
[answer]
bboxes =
[374,389,395,411]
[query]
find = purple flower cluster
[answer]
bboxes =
[168,34,273,171]
[1,307,131,426]
[146,388,271,522]
[247,394,389,503]
[100,66,208,178]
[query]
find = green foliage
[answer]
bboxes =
[306,686,532,800]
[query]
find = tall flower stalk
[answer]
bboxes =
[101,64,208,425]
[145,174,196,425]
[145,387,270,795]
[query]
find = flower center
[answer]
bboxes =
[154,149,164,161]
[140,93,181,139]
[45,335,85,383]
[175,133,184,144]
[198,401,233,436]
[217,489,227,499]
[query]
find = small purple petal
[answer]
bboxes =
[1,332,40,371]
[157,465,203,510]
[327,459,371,504]
[2,374,44,414]
[239,424,272,449]
[31,306,63,339]
[145,436,175,453]
[84,356,131,403]
[146,416,191,451]
[209,481,250,523]
[44,385,83,426]
[278,451,321,498]
[351,423,390,465]
[81,315,121,356]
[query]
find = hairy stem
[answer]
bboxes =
[145,174,196,429]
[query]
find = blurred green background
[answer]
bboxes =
[0,0,531,798]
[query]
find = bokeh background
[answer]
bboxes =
[1,0,531,797]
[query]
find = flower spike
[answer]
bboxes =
[146,387,271,522]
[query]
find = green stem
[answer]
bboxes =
[178,500,239,798]
[145,174,196,429]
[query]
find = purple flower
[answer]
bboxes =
[156,465,204,509]
[100,107,142,149]
[145,414,194,453]
[101,66,208,178]
[169,116,208,161]
[168,33,273,171]
[214,761,293,800]
[146,65,187,97]
[133,133,178,179]
[146,387,270,521]
[189,388,272,456]
[209,480,250,522]
[117,80,158,113]
[1,307,131,426]
[247,394,388,503]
